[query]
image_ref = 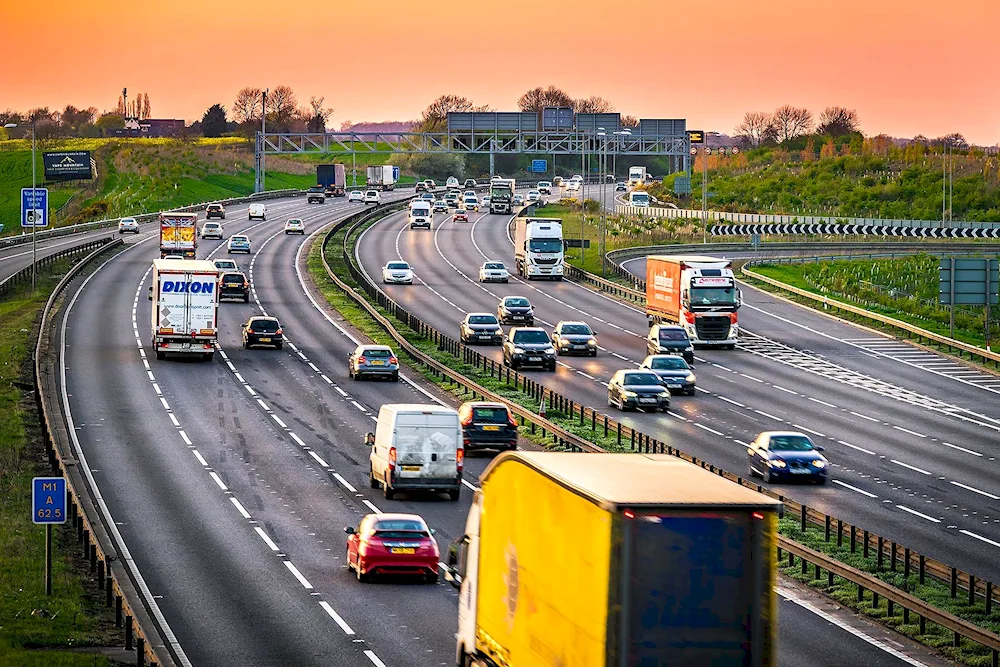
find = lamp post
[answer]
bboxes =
[597,129,609,276]
[613,128,630,184]
[260,89,268,193]
[6,120,37,289]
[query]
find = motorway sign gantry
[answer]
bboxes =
[21,187,49,228]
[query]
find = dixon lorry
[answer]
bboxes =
[645,255,741,348]
[513,217,563,280]
[444,451,780,667]
[490,179,515,214]
[150,259,219,361]
[366,165,396,191]
[317,163,347,196]
[158,212,199,259]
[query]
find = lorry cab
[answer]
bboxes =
[626,191,650,207]
[368,404,463,501]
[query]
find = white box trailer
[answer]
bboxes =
[150,259,219,361]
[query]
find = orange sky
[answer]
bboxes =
[2,0,998,143]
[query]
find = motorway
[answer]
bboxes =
[49,189,951,666]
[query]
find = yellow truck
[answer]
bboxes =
[443,452,781,667]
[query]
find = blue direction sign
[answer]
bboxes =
[392,166,400,181]
[531,159,547,173]
[32,477,67,524]
[21,187,49,228]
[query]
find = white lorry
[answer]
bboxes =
[366,165,396,190]
[645,255,742,348]
[513,217,563,280]
[628,165,648,188]
[150,259,219,361]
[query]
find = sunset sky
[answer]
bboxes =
[3,0,997,143]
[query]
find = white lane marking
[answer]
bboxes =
[256,398,270,411]
[334,386,348,396]
[168,413,180,427]
[192,450,209,467]
[832,480,878,498]
[462,478,479,491]
[895,505,940,523]
[351,400,367,412]
[159,397,170,410]
[942,442,983,457]
[849,411,880,423]
[179,430,192,446]
[362,499,381,514]
[807,397,837,408]
[333,473,358,493]
[739,373,764,383]
[694,423,724,436]
[754,409,782,421]
[283,561,313,589]
[321,374,334,384]
[950,481,1000,500]
[718,396,745,407]
[245,385,257,396]
[319,601,356,635]
[308,451,329,467]
[255,526,280,551]
[771,385,798,395]
[838,440,876,455]
[209,471,228,490]
[890,459,931,475]
[289,432,308,448]
[230,497,252,519]
[960,529,1000,548]
[364,650,388,667]
[892,425,927,438]
[791,424,826,438]
[308,362,319,372]
[272,414,287,428]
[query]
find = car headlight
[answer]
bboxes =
[768,459,787,468]
[811,460,827,468]
[544,347,556,355]
[658,391,670,398]
[495,329,503,335]
[587,339,597,346]
[685,374,696,383]
[513,347,525,355]
[622,391,638,398]
[559,339,570,346]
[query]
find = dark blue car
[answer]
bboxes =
[747,431,828,484]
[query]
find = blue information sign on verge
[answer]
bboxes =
[32,477,67,524]
[21,187,49,228]
[531,159,547,173]
[392,166,400,181]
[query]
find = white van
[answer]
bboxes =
[626,191,650,207]
[409,201,433,229]
[248,203,267,220]
[368,404,463,501]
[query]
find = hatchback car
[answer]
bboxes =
[424,179,437,190]
[414,181,427,193]
[364,190,381,205]
[283,218,305,235]
[348,190,364,202]
[551,321,597,356]
[459,401,517,451]
[420,193,435,203]
[607,370,671,412]
[463,197,480,212]
[527,190,541,202]
[513,194,525,206]
[345,513,439,583]
[213,259,238,272]
[241,316,282,349]
[200,221,224,239]
[537,181,552,194]
[205,203,226,219]
[503,327,556,371]
[227,235,251,254]
[639,355,696,394]
[432,199,449,213]
[747,431,829,484]
[464,178,477,188]
[482,195,491,205]
[460,313,503,345]
[452,208,469,223]
[382,261,413,284]
[118,217,139,234]
[444,192,460,206]
[615,181,628,192]
[348,344,399,381]
[478,261,508,283]
[497,296,533,325]
[219,271,250,303]
[646,324,695,363]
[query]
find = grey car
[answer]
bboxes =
[551,321,597,357]
[646,324,695,363]
[503,327,556,371]
[497,296,534,325]
[348,344,399,381]
[607,370,671,412]
[460,313,503,345]
[639,355,697,395]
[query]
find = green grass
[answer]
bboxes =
[0,262,123,666]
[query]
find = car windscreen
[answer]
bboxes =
[204,223,220,228]
[658,329,689,341]
[363,348,391,358]
[484,263,504,270]
[504,298,530,308]
[560,324,591,335]
[464,198,477,204]
[623,372,662,386]
[387,263,409,270]
[529,239,563,253]
[513,330,548,344]
[215,261,236,268]
[252,319,279,332]
[469,315,497,325]
[768,435,814,452]
[650,357,688,370]
[472,406,509,423]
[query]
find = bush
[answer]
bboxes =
[402,152,465,181]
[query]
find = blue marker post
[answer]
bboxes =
[32,476,67,595]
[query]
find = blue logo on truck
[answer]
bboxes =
[162,281,214,294]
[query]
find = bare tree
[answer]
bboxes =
[233,87,263,125]
[265,85,299,132]
[142,93,151,119]
[573,96,615,114]
[734,111,775,148]
[517,85,574,113]
[621,115,639,128]
[816,106,860,137]
[418,94,478,131]
[339,119,353,131]
[772,105,813,143]
[305,96,333,132]
[935,133,968,149]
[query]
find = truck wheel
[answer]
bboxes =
[448,489,460,502]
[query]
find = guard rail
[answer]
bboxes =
[0,236,117,300]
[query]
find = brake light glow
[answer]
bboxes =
[456,448,464,473]
[388,447,396,472]
[389,356,398,364]
[275,328,283,336]
[247,329,254,335]
[508,413,517,428]
[358,356,367,364]
[753,512,764,520]
[624,510,635,519]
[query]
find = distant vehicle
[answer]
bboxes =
[490,178,514,214]
[552,176,563,186]
[482,195,490,205]
[514,217,563,280]
[227,235,251,254]
[415,181,427,193]
[159,212,199,259]
[200,221,224,240]
[463,190,476,199]
[367,403,462,501]
[382,261,413,284]
[565,180,581,192]
[444,192,460,206]
[464,178,477,188]
[460,312,503,345]
[247,203,266,220]
[218,271,250,303]
[241,315,283,350]
[367,165,396,190]
[446,176,460,190]
[423,179,437,190]
[307,186,326,204]
[645,256,741,348]
[497,295,533,325]
[408,200,433,229]
[512,193,525,206]
[364,189,381,205]
[748,431,829,484]
[607,369,670,412]
[626,191,650,207]
[639,355,696,394]
[420,192,435,203]
[526,190,540,202]
[283,218,305,235]
[348,190,364,202]
[536,181,552,194]
[503,327,556,371]
[452,208,469,223]
[478,261,508,283]
[571,174,583,182]
[348,344,399,381]
[646,324,695,363]
[458,401,517,451]
[463,196,480,212]
[628,165,648,187]
[551,321,597,357]
[317,163,347,197]
[345,513,440,583]
[118,217,139,234]
[205,203,226,219]
[432,199,448,213]
[150,259,219,361]
[615,181,627,192]
[213,259,238,272]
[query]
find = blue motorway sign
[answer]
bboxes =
[531,160,547,173]
[21,187,49,228]
[392,166,400,181]
[32,477,67,524]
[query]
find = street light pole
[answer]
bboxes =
[702,146,708,244]
[7,121,38,289]
[261,89,268,193]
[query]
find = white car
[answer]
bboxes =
[479,261,509,283]
[213,259,238,272]
[382,261,413,284]
[364,190,381,205]
[527,190,541,202]
[482,195,491,204]
[536,181,552,194]
[565,180,581,192]
[464,197,479,211]
[200,221,224,239]
[163,254,185,260]
[118,217,139,234]
[348,190,364,202]
[283,218,305,235]
[248,203,267,220]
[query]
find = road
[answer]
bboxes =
[54,189,946,666]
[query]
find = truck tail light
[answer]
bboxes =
[388,447,396,472]
[684,311,696,324]
[456,448,464,473]
[729,312,738,324]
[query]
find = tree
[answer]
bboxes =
[772,105,813,143]
[734,111,775,148]
[517,85,574,113]
[573,96,615,114]
[265,85,299,132]
[306,96,333,133]
[936,133,968,149]
[201,104,228,137]
[142,93,151,120]
[817,106,860,137]
[621,115,639,128]
[95,113,125,134]
[60,105,96,135]
[233,87,263,125]
[340,120,353,131]
[405,152,465,181]
[417,94,491,132]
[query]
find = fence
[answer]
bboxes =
[0,236,118,300]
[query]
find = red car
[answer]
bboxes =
[452,208,469,222]
[345,513,440,583]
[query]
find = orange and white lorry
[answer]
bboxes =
[645,255,742,348]
[158,212,199,259]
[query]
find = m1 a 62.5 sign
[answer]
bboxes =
[43,151,93,181]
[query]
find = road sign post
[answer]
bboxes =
[32,476,67,595]
[939,257,999,341]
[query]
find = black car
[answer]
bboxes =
[747,431,829,484]
[219,271,250,303]
[497,296,534,325]
[639,355,696,395]
[646,324,695,363]
[607,370,671,412]
[241,316,282,349]
[459,401,517,451]
[307,186,326,204]
[503,327,556,371]
[551,321,597,357]
[460,313,503,345]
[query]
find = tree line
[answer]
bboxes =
[1,90,154,140]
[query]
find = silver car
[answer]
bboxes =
[639,355,697,395]
[348,344,399,381]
